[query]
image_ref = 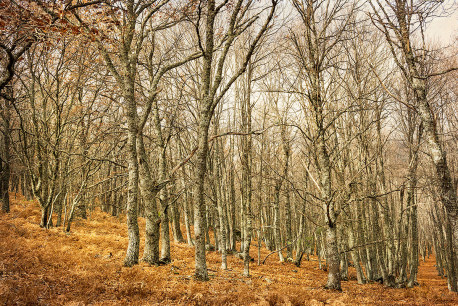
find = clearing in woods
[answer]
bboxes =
[1,194,457,305]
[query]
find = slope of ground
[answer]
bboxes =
[1,193,457,305]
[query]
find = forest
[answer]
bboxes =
[0,0,457,304]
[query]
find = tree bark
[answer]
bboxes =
[194,115,211,280]
[318,135,341,291]
[273,183,285,262]
[0,95,11,213]
[240,62,253,275]
[137,134,160,265]
[376,0,458,291]
[414,83,457,291]
[123,86,140,267]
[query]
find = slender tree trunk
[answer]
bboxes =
[240,62,253,275]
[243,204,252,276]
[294,200,306,267]
[217,185,228,269]
[178,143,194,246]
[1,96,11,213]
[407,201,419,287]
[155,129,171,263]
[170,185,185,243]
[285,187,293,260]
[348,222,366,284]
[194,115,211,280]
[317,117,341,290]
[181,162,194,246]
[77,118,88,220]
[184,189,193,245]
[229,137,237,251]
[339,224,348,281]
[159,185,171,263]
[171,202,184,242]
[316,232,322,269]
[111,175,118,217]
[375,108,396,281]
[273,184,284,262]
[214,133,228,269]
[445,214,458,291]
[55,189,66,227]
[406,122,422,287]
[123,90,140,267]
[279,126,292,261]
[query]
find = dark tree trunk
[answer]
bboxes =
[171,200,185,243]
[1,96,11,213]
[40,206,49,228]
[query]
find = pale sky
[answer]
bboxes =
[426,2,458,46]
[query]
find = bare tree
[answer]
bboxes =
[370,0,458,291]
[73,0,198,266]
[290,0,357,290]
[191,0,277,280]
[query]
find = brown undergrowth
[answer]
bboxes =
[1,193,457,305]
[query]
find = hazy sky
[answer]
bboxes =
[426,2,458,45]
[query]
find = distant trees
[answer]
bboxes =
[0,0,47,214]
[190,0,277,280]
[289,0,358,290]
[0,85,11,213]
[0,0,104,214]
[72,0,201,267]
[370,0,458,291]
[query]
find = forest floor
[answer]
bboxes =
[1,194,457,305]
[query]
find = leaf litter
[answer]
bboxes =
[1,194,457,305]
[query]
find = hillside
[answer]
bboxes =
[1,194,457,305]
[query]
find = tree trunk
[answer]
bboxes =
[179,144,194,246]
[123,90,140,267]
[414,83,458,291]
[229,138,237,251]
[273,184,284,262]
[215,135,228,269]
[182,174,194,246]
[170,203,183,242]
[159,186,171,263]
[170,197,185,243]
[0,97,11,213]
[445,214,458,291]
[194,115,211,281]
[55,189,66,227]
[317,126,341,290]
[153,103,171,263]
[406,122,422,287]
[392,4,458,289]
[348,222,366,284]
[137,135,161,265]
[339,224,349,281]
[285,187,293,260]
[240,62,253,275]
[40,206,49,228]
[294,202,306,267]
